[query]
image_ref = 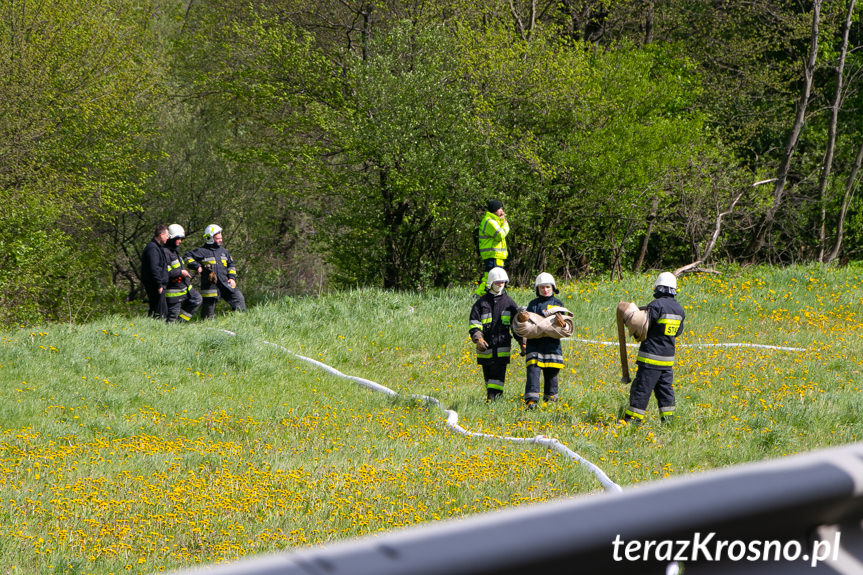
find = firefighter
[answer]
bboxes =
[184,224,246,319]
[623,272,686,424]
[468,267,525,401]
[523,272,566,409]
[141,224,169,319]
[474,199,510,296]
[163,224,202,323]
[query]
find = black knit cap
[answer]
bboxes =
[487,199,503,213]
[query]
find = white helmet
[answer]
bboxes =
[534,272,559,294]
[534,272,556,288]
[203,224,223,244]
[654,272,678,294]
[167,224,185,240]
[486,267,509,289]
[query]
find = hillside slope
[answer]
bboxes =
[1,265,861,573]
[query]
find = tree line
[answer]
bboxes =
[1,0,861,325]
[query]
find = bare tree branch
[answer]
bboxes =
[508,0,536,42]
[509,0,527,41]
[817,0,855,262]
[748,0,822,259]
[679,178,776,276]
[826,136,863,263]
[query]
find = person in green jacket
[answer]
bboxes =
[474,199,510,296]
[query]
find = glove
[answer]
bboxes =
[553,313,566,328]
[520,343,527,356]
[202,265,217,283]
[517,310,530,323]
[471,331,489,352]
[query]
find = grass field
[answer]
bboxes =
[1,264,861,574]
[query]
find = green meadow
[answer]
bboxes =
[1,264,861,574]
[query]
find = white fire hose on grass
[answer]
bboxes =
[219,329,623,493]
[217,326,807,495]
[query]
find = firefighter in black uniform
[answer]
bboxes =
[468,267,525,401]
[523,272,566,409]
[163,224,202,323]
[141,224,169,319]
[183,224,246,319]
[624,272,685,424]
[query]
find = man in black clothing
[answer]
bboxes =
[140,225,169,319]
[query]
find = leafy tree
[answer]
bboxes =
[0,0,162,325]
[120,2,342,300]
[457,25,708,281]
[322,22,491,288]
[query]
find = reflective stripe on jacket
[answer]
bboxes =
[164,245,189,299]
[184,244,238,293]
[636,295,685,370]
[468,292,522,363]
[477,211,509,261]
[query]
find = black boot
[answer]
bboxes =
[622,414,643,427]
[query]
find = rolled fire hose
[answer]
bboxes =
[616,303,631,384]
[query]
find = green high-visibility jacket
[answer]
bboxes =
[477,211,509,261]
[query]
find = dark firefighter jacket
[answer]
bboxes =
[469,291,524,364]
[525,295,565,369]
[636,294,685,370]
[184,244,238,295]
[164,244,190,300]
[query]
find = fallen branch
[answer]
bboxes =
[673,263,720,276]
[676,178,770,277]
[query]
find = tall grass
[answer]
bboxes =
[1,264,861,573]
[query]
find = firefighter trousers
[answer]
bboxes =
[524,365,559,402]
[166,288,202,323]
[200,283,246,319]
[626,366,675,420]
[481,360,508,399]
